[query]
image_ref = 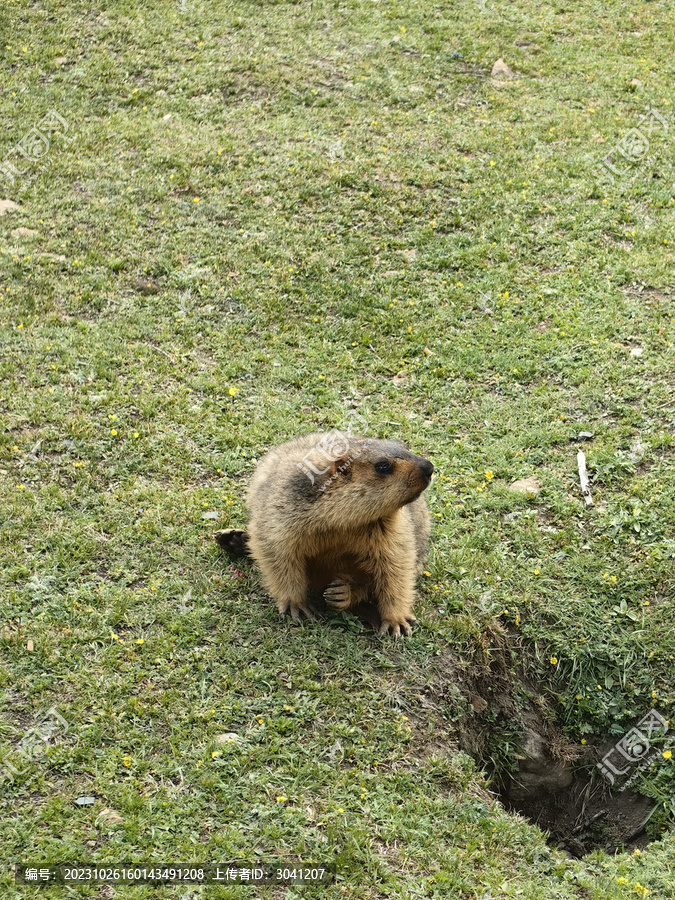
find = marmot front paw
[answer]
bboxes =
[323,580,353,611]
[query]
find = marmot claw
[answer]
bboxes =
[279,599,317,624]
[378,617,418,639]
[324,580,352,611]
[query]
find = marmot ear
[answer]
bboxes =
[329,456,354,481]
[295,435,360,493]
[294,454,348,496]
[314,456,354,492]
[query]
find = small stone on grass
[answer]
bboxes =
[508,475,542,496]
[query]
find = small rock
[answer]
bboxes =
[54,56,67,65]
[39,253,67,261]
[201,511,220,520]
[0,199,20,216]
[96,808,124,826]
[507,727,575,800]
[491,58,515,79]
[577,431,595,441]
[400,248,417,262]
[215,732,243,744]
[630,346,643,357]
[75,796,96,806]
[392,371,409,386]
[471,695,488,714]
[508,475,541,496]
[11,227,38,238]
[509,767,573,799]
[629,439,647,462]
[26,640,34,652]
[132,277,160,295]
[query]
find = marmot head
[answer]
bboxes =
[293,434,433,527]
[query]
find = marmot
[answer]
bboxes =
[215,432,433,638]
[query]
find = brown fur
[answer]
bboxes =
[215,432,433,637]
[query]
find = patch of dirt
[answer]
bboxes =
[221,74,275,104]
[623,282,673,304]
[406,626,527,763]
[405,627,659,857]
[503,775,654,857]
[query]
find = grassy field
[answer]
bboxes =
[1,0,674,897]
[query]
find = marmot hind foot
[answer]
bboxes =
[277,596,317,624]
[378,613,418,639]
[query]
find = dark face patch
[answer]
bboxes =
[289,466,327,503]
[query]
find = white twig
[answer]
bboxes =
[577,450,594,506]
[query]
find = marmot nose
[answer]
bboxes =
[420,459,434,479]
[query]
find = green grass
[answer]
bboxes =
[1,0,674,896]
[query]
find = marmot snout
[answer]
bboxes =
[216,432,433,637]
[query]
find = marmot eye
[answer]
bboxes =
[374,460,394,475]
